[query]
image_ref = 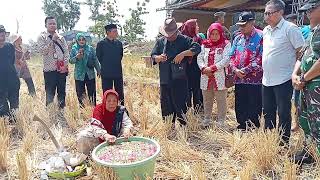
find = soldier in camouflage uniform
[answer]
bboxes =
[292,0,320,164]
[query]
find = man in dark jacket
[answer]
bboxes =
[151,18,201,126]
[96,24,124,105]
[0,25,20,118]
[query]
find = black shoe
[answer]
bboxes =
[293,149,315,165]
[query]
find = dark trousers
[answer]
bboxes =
[0,80,20,117]
[187,87,203,111]
[235,84,262,129]
[75,75,96,107]
[102,77,124,105]
[44,71,67,109]
[263,80,293,143]
[160,80,188,125]
[23,78,36,96]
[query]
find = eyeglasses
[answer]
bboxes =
[264,10,279,16]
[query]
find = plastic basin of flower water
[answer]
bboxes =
[92,136,160,180]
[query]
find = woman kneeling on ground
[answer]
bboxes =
[77,89,133,155]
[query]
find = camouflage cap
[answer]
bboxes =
[299,0,320,12]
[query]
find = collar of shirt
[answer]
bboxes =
[266,18,285,31]
[241,28,257,40]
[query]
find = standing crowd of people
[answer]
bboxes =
[0,0,319,164]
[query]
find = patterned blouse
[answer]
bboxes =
[229,28,263,84]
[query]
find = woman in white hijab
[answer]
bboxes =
[10,34,36,96]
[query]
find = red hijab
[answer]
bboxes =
[92,89,119,134]
[181,19,202,44]
[203,23,227,48]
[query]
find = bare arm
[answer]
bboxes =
[304,59,320,81]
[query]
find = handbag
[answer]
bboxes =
[224,67,235,88]
[162,38,187,80]
[171,62,187,80]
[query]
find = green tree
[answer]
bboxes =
[88,0,122,38]
[42,0,80,32]
[123,0,150,43]
[84,0,105,22]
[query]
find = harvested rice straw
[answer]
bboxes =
[239,163,256,180]
[22,130,37,154]
[190,161,206,180]
[160,139,203,161]
[156,161,186,179]
[0,120,9,172]
[186,109,201,132]
[142,118,172,139]
[282,157,298,180]
[91,160,119,180]
[16,151,29,180]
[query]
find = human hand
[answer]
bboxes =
[103,133,117,144]
[76,49,83,60]
[173,53,184,64]
[235,69,245,78]
[52,33,59,41]
[155,54,167,63]
[122,129,131,139]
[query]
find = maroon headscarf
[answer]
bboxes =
[181,19,202,44]
[203,23,227,48]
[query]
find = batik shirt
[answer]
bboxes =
[230,28,263,84]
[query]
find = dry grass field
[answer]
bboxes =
[0,53,319,180]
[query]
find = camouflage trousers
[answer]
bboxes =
[299,86,320,154]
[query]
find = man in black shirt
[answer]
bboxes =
[151,18,201,126]
[0,25,20,118]
[96,24,124,105]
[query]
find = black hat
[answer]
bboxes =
[299,0,320,12]
[236,12,255,25]
[0,25,6,33]
[104,24,117,31]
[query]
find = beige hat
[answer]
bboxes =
[9,34,21,43]
[159,18,183,38]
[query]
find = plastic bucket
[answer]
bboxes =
[92,137,160,180]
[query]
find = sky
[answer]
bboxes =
[0,0,166,42]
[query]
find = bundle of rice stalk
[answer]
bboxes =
[14,105,33,137]
[245,128,282,173]
[186,109,201,132]
[16,151,29,180]
[239,163,256,180]
[160,139,203,161]
[282,157,298,180]
[223,130,254,158]
[156,161,188,179]
[22,129,37,154]
[176,126,189,145]
[142,118,172,139]
[0,120,9,172]
[91,161,119,180]
[190,161,206,180]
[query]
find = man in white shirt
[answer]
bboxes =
[262,0,304,144]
